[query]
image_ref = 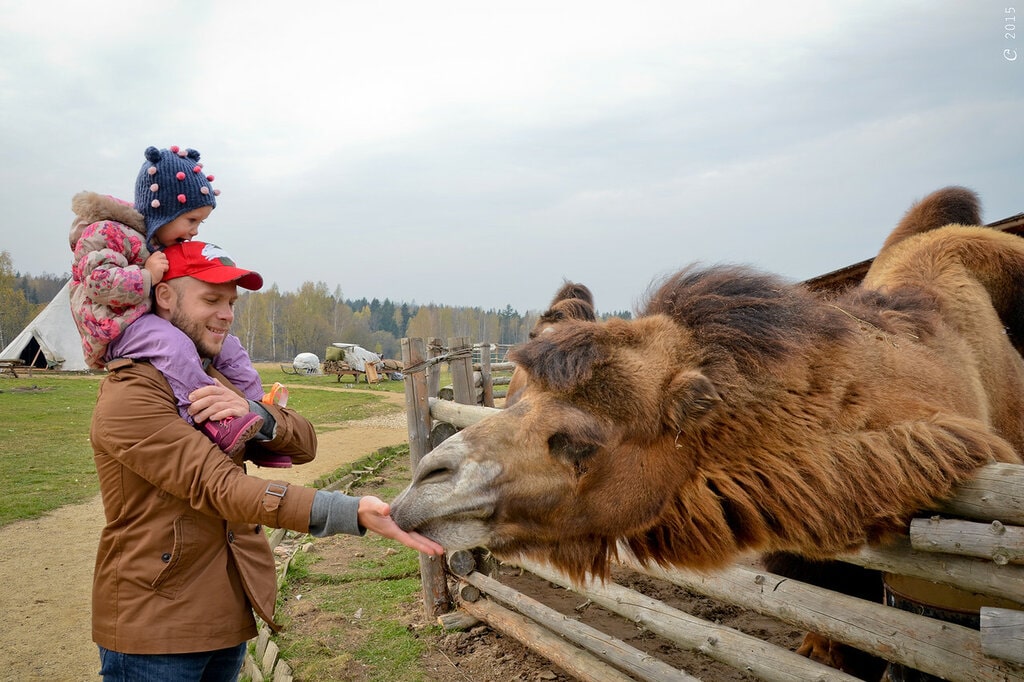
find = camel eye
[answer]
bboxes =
[547,433,597,463]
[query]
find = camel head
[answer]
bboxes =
[391,314,728,579]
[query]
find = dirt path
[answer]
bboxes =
[0,392,409,682]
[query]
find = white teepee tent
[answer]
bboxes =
[0,281,88,371]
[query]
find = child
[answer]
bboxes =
[68,145,291,466]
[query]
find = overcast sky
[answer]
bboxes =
[2,1,1021,314]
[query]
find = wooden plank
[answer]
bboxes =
[621,559,1021,682]
[845,536,1024,605]
[458,598,643,682]
[429,398,498,429]
[980,607,1024,665]
[401,337,452,619]
[910,517,1024,565]
[474,361,515,372]
[937,463,1024,525]
[464,571,700,682]
[521,559,861,682]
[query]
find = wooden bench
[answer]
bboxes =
[0,359,24,378]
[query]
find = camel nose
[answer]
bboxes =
[411,437,466,486]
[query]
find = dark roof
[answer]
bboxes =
[801,212,1024,294]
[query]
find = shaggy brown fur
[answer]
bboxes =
[880,185,981,251]
[392,187,1024,587]
[505,282,596,406]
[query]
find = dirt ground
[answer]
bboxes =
[2,388,804,682]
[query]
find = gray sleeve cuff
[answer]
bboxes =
[247,400,277,441]
[308,490,365,537]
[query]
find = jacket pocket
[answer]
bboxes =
[150,515,196,599]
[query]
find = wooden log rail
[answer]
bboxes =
[403,337,1024,680]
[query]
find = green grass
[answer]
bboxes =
[0,377,103,525]
[0,372,403,528]
[277,533,435,682]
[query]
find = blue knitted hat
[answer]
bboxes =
[134,145,219,244]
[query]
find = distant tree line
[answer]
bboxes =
[0,251,630,361]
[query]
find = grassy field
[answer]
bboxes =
[0,364,413,528]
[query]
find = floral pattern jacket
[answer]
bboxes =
[69,191,153,369]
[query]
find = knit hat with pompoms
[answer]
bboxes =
[134,145,219,244]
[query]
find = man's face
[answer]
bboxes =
[159,278,238,358]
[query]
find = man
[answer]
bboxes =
[90,241,443,681]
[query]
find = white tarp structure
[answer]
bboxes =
[0,280,89,371]
[292,352,322,375]
[330,343,381,372]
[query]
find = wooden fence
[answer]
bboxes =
[401,336,1024,681]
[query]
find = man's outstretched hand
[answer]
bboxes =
[357,495,444,556]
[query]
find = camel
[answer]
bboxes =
[393,186,1024,567]
[391,188,1024,678]
[505,281,596,406]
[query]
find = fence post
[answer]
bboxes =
[427,337,443,398]
[448,336,475,405]
[479,341,494,408]
[401,337,452,619]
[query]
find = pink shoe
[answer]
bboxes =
[246,451,293,468]
[201,413,264,456]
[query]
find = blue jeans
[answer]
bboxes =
[97,643,246,681]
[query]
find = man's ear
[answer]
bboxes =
[153,281,175,312]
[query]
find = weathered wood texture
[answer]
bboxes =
[401,337,451,618]
[459,594,641,682]
[462,570,701,682]
[617,558,1021,682]
[520,559,861,682]
[935,463,1024,525]
[980,607,1024,665]
[910,517,1024,565]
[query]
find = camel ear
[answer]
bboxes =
[511,323,601,392]
[664,370,721,431]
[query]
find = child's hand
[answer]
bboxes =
[145,252,169,285]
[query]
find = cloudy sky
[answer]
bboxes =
[2,1,1021,314]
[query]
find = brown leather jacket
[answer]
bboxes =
[90,360,318,654]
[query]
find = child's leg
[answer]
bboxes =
[107,314,213,424]
[212,334,263,402]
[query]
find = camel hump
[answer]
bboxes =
[881,185,981,251]
[549,281,594,308]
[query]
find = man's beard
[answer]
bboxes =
[169,308,224,359]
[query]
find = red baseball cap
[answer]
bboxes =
[162,241,263,290]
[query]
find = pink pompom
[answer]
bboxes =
[151,199,160,208]
[192,165,201,173]
[176,171,186,180]
[177,194,186,203]
[176,148,187,157]
[150,183,159,192]
[213,189,221,196]
[200,187,209,195]
[147,166,157,176]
